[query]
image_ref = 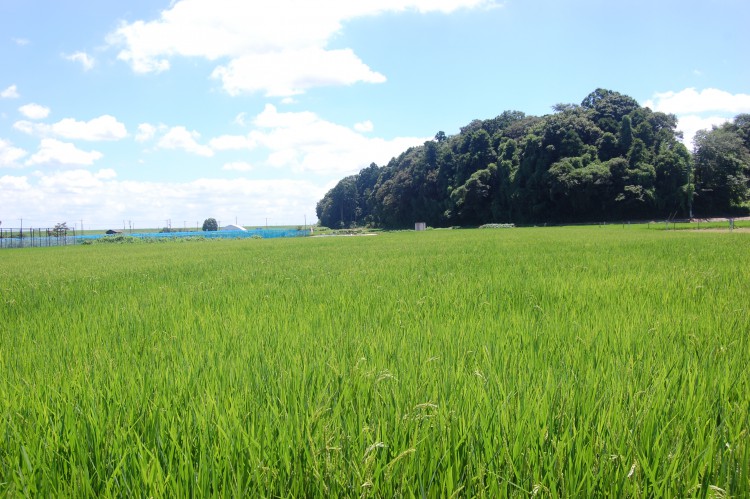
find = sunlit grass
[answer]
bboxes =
[1,228,748,496]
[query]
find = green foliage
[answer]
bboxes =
[51,222,69,237]
[1,230,749,496]
[693,116,750,214]
[202,218,218,231]
[317,89,749,228]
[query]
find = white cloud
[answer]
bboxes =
[233,112,248,126]
[209,134,255,151]
[26,139,103,166]
[222,161,254,172]
[37,168,117,190]
[14,115,128,141]
[0,171,325,227]
[675,115,732,149]
[55,116,127,141]
[12,38,30,46]
[1,84,20,99]
[248,104,427,175]
[212,48,386,97]
[19,103,50,120]
[0,174,31,191]
[645,88,750,148]
[136,123,159,142]
[354,120,374,132]
[0,139,27,167]
[108,0,498,95]
[645,88,750,115]
[158,126,214,156]
[64,51,96,70]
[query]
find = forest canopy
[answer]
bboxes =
[316,89,750,228]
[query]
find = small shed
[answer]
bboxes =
[415,222,427,231]
[220,224,247,231]
[106,229,122,235]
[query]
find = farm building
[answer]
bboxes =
[220,224,247,231]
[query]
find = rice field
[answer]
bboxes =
[1,227,748,497]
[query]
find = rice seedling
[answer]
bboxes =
[0,227,748,496]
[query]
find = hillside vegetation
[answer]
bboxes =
[317,89,750,228]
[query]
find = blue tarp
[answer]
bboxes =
[77,228,309,241]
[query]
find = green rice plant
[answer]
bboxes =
[0,228,748,496]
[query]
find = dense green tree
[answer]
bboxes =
[316,175,360,228]
[316,89,744,228]
[655,149,689,215]
[597,132,619,161]
[693,119,750,214]
[618,115,633,155]
[202,218,218,231]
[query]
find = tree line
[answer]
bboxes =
[316,89,750,228]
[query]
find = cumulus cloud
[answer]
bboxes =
[354,120,374,132]
[0,170,325,227]
[0,139,27,167]
[19,103,50,120]
[212,48,386,97]
[645,88,750,147]
[135,123,161,142]
[52,115,127,141]
[644,88,750,115]
[157,126,214,156]
[209,134,255,151]
[14,115,128,141]
[107,0,498,95]
[64,51,96,70]
[247,104,427,175]
[1,84,20,99]
[0,174,31,191]
[26,139,103,166]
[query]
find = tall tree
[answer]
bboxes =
[693,121,750,214]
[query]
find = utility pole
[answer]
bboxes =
[687,161,694,219]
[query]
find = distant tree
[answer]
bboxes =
[52,222,69,237]
[434,131,447,143]
[202,218,218,231]
[693,121,750,214]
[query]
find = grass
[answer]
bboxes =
[1,227,748,496]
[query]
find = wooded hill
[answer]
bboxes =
[316,89,750,228]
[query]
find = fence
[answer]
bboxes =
[0,227,311,249]
[0,228,78,249]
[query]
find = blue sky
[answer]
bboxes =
[1,0,749,230]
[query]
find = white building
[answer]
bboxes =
[220,224,247,231]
